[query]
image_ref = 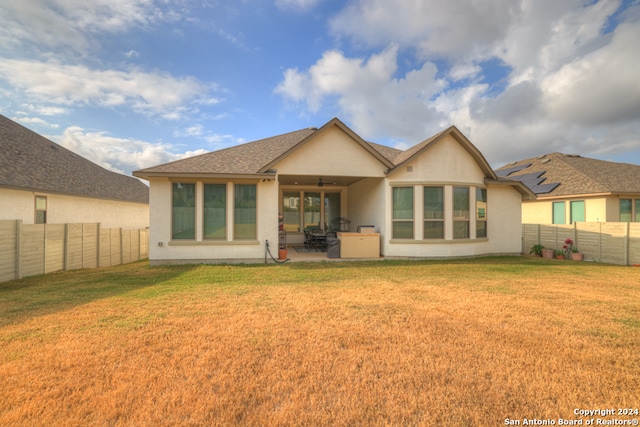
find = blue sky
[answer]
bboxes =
[1,0,639,177]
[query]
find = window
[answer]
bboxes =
[476,188,487,238]
[324,192,341,231]
[552,202,566,224]
[620,199,640,222]
[282,191,300,232]
[303,192,321,230]
[620,199,632,222]
[172,183,195,240]
[282,191,341,232]
[35,196,47,224]
[392,187,414,239]
[234,184,256,239]
[203,184,226,239]
[570,200,585,224]
[453,187,470,239]
[423,187,444,239]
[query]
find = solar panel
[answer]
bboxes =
[530,182,560,194]
[496,163,532,177]
[523,177,546,187]
[509,171,546,188]
[511,171,544,181]
[509,163,532,175]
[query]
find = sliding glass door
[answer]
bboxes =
[282,190,341,232]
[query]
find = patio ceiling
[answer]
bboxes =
[277,174,368,187]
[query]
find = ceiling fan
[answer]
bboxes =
[317,177,337,187]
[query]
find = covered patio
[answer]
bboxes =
[277,172,382,248]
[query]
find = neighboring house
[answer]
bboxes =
[133,117,533,264]
[0,115,149,229]
[496,152,640,224]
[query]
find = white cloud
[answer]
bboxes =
[0,59,218,119]
[275,45,448,141]
[12,116,59,129]
[495,0,621,84]
[275,0,320,12]
[171,122,240,149]
[276,0,640,166]
[329,0,519,60]
[30,106,69,116]
[540,21,640,125]
[54,127,208,176]
[175,125,204,138]
[0,0,174,53]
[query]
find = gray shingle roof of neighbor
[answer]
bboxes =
[496,152,640,197]
[0,115,149,204]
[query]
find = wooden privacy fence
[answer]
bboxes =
[523,222,640,266]
[0,220,149,283]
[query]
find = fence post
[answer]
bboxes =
[96,223,101,268]
[15,220,22,280]
[64,224,69,271]
[43,224,47,273]
[625,221,630,266]
[598,222,602,263]
[120,228,124,265]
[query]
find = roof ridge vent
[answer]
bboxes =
[308,127,318,131]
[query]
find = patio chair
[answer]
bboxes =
[303,229,313,250]
[310,228,326,251]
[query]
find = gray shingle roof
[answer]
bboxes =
[135,128,318,176]
[134,119,497,180]
[367,141,403,163]
[134,118,400,178]
[496,152,640,197]
[0,115,149,204]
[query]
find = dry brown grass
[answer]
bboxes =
[0,257,638,426]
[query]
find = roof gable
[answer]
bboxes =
[0,115,148,204]
[134,118,397,179]
[259,118,396,173]
[389,125,497,179]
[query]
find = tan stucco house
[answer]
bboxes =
[496,152,640,225]
[0,115,149,228]
[134,118,533,264]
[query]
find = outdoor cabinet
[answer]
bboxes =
[337,232,380,258]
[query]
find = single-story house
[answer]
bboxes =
[496,152,640,224]
[133,117,533,264]
[0,115,149,229]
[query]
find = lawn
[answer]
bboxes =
[0,257,638,426]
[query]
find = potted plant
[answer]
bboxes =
[562,238,582,260]
[278,213,288,260]
[570,246,583,261]
[529,244,545,257]
[555,249,565,259]
[541,248,554,259]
